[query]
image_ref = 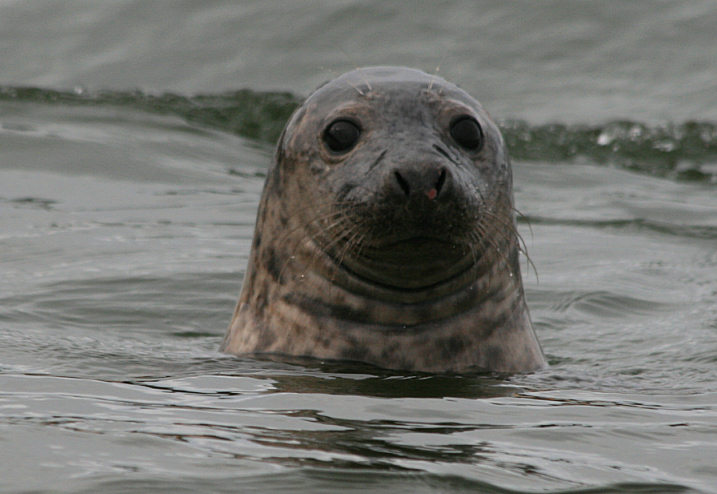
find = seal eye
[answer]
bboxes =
[323,119,361,153]
[450,116,483,151]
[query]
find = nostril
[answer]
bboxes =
[435,168,447,196]
[394,170,410,197]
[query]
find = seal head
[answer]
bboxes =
[221,66,546,373]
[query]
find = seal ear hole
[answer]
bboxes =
[450,116,483,151]
[323,119,361,153]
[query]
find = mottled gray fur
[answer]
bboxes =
[221,66,545,373]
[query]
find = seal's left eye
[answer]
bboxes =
[323,119,361,153]
[450,116,483,151]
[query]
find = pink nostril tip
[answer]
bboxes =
[426,188,437,200]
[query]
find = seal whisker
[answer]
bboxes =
[471,220,514,278]
[334,228,365,267]
[477,205,538,282]
[513,206,534,239]
[511,206,538,281]
[275,213,360,283]
[427,56,447,92]
[272,206,344,248]
[296,214,369,285]
[346,80,366,97]
[268,204,354,281]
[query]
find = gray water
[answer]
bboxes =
[1,1,716,493]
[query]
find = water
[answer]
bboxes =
[1,1,716,493]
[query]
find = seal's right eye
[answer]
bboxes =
[323,119,361,153]
[450,115,483,151]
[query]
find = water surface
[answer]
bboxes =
[1,2,716,493]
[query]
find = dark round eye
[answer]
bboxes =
[450,116,483,151]
[323,119,361,153]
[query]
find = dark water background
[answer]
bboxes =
[1,2,716,493]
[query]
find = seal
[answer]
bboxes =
[221,66,546,373]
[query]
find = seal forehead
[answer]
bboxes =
[338,66,441,85]
[308,66,479,109]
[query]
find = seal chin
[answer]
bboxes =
[338,236,476,290]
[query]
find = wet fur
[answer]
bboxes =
[221,67,546,373]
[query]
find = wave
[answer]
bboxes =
[501,119,717,183]
[2,86,716,183]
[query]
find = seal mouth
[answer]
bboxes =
[336,235,477,290]
[376,235,457,248]
[369,236,462,258]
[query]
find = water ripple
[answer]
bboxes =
[2,86,716,183]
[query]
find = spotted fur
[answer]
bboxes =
[221,67,545,373]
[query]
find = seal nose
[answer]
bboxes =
[391,165,449,201]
